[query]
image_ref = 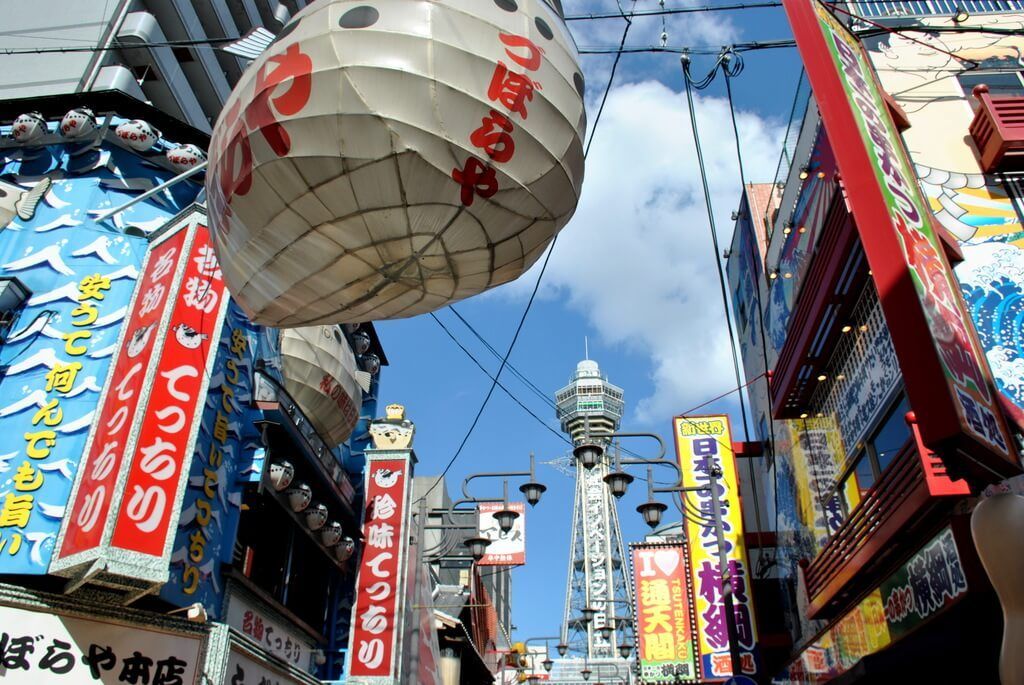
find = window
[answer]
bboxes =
[872,395,911,474]
[959,71,1024,109]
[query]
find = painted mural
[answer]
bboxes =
[864,18,1024,425]
[161,301,262,617]
[0,124,201,573]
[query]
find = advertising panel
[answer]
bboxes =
[110,226,228,556]
[630,542,698,683]
[55,228,187,560]
[225,591,316,671]
[477,500,526,566]
[783,0,1016,474]
[0,604,202,683]
[227,648,312,685]
[346,454,413,682]
[161,301,263,618]
[674,415,759,680]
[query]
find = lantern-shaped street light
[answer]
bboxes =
[557,643,569,657]
[603,469,633,499]
[464,536,491,561]
[581,667,592,681]
[494,480,521,534]
[581,606,597,625]
[574,441,603,470]
[543,657,553,672]
[600,617,616,640]
[618,642,633,659]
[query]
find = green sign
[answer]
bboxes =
[879,527,967,640]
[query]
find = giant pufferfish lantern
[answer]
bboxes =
[206,0,586,327]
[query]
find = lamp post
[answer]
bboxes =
[600,431,745,677]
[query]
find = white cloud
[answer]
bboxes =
[503,79,783,425]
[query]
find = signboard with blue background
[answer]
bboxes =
[0,119,201,574]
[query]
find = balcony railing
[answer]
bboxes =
[850,0,1024,18]
[802,441,956,618]
[969,84,1024,172]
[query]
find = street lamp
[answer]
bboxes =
[580,667,592,681]
[557,643,568,657]
[618,642,633,659]
[574,441,602,469]
[603,468,633,499]
[494,480,520,534]
[464,536,491,561]
[542,657,553,672]
[581,606,597,624]
[600,617,616,640]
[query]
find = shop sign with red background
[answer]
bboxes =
[346,455,413,682]
[782,0,1017,478]
[53,214,229,581]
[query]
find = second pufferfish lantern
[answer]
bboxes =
[206,0,587,327]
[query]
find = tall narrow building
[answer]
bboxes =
[555,358,635,666]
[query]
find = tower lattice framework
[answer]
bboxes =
[556,359,635,672]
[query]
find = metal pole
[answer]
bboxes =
[705,453,743,676]
[93,160,209,223]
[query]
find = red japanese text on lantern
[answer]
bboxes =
[451,33,544,207]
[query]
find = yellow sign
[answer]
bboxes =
[674,414,759,680]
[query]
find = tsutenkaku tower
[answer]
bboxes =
[556,358,635,665]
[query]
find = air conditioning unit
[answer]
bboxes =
[0,277,30,314]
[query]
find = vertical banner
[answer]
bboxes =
[674,415,759,680]
[630,542,699,683]
[346,454,413,682]
[478,501,526,566]
[54,227,189,563]
[782,0,1016,477]
[110,226,228,555]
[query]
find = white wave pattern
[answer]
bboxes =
[71,236,116,264]
[93,306,127,329]
[24,531,53,566]
[44,186,71,209]
[6,317,64,342]
[65,375,101,398]
[37,502,65,518]
[33,214,82,233]
[0,452,15,473]
[957,243,1024,296]
[57,411,94,434]
[988,346,1024,397]
[0,389,47,417]
[28,282,80,306]
[39,459,75,479]
[124,215,171,233]
[6,348,58,375]
[2,244,74,275]
[89,343,117,358]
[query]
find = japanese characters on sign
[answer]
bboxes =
[161,302,263,618]
[782,0,1015,473]
[347,456,412,682]
[0,604,201,684]
[879,527,967,640]
[450,32,545,207]
[674,415,759,680]
[630,542,698,683]
[227,648,305,685]
[477,501,526,566]
[56,231,187,561]
[226,592,315,671]
[110,227,229,558]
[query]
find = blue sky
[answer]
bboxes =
[376,0,804,645]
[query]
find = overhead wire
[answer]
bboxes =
[565,1,781,20]
[416,0,639,503]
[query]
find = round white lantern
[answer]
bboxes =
[116,119,162,152]
[60,108,97,139]
[205,0,586,326]
[305,501,329,531]
[280,325,369,448]
[167,144,207,171]
[321,520,344,546]
[267,460,295,491]
[286,482,313,512]
[335,536,356,562]
[11,112,47,143]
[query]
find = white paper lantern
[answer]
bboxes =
[305,501,329,531]
[280,325,370,447]
[335,536,356,562]
[116,119,162,151]
[286,482,313,512]
[267,460,295,491]
[60,108,97,139]
[11,112,47,143]
[167,143,207,171]
[206,0,586,326]
[321,520,344,546]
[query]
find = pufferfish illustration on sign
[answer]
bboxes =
[0,177,51,229]
[369,403,415,450]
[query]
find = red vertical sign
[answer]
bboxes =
[782,0,1017,478]
[348,456,411,680]
[110,227,227,555]
[56,229,187,559]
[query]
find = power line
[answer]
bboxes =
[578,39,797,55]
[565,1,781,21]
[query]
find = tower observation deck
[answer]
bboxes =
[555,359,635,674]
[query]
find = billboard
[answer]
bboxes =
[630,542,699,683]
[161,301,264,618]
[783,0,1016,475]
[477,500,526,566]
[0,138,201,574]
[674,415,759,680]
[346,454,413,682]
[54,218,229,583]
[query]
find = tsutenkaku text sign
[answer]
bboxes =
[631,542,698,683]
[674,415,759,680]
[783,0,1015,477]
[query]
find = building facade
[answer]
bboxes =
[726,2,1024,680]
[0,101,389,684]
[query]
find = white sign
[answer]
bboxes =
[477,501,526,566]
[226,593,315,671]
[0,604,202,683]
[227,648,308,685]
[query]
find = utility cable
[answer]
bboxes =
[565,1,781,20]
[418,1,638,503]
